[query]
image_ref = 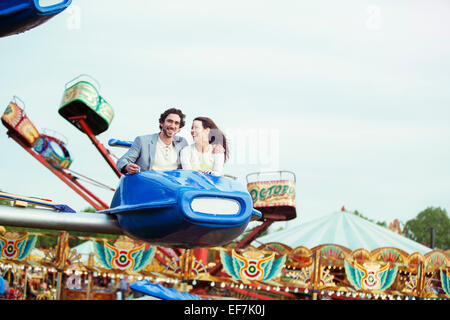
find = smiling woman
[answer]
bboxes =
[0,0,72,37]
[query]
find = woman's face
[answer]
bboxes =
[191,120,209,143]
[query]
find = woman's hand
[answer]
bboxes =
[199,169,219,175]
[211,144,225,154]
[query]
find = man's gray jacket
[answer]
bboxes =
[116,133,188,173]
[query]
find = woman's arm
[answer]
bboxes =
[180,146,193,170]
[212,152,225,176]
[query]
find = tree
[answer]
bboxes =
[404,206,450,250]
[353,210,387,227]
[67,206,119,247]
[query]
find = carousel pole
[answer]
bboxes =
[417,261,425,299]
[311,251,321,300]
[86,253,94,300]
[182,249,192,292]
[55,232,69,300]
[22,266,28,300]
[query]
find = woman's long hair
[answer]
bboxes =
[193,117,229,162]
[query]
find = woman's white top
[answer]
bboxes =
[180,144,224,176]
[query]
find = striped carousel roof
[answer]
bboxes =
[255,209,432,254]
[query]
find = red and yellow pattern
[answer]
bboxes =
[247,180,295,208]
[104,241,146,270]
[0,232,36,261]
[232,250,275,281]
[0,234,28,259]
[1,101,40,146]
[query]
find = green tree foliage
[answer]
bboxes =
[67,206,119,247]
[353,210,387,227]
[404,206,450,250]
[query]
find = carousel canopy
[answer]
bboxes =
[255,209,432,254]
[72,240,95,259]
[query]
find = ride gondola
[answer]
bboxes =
[59,75,114,136]
[1,97,40,148]
[0,0,72,38]
[33,133,73,169]
[101,170,262,248]
[246,171,297,221]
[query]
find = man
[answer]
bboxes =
[117,108,188,174]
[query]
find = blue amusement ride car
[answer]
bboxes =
[101,170,262,248]
[0,0,72,37]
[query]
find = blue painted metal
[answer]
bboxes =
[108,138,132,148]
[130,280,205,300]
[0,0,72,37]
[101,170,262,248]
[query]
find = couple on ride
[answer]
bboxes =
[117,108,229,176]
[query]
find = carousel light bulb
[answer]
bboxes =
[210,281,215,287]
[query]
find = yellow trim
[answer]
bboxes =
[0,191,58,208]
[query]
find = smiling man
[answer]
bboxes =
[117,108,188,174]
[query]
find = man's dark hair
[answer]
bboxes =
[159,108,185,130]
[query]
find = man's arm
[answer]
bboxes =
[116,136,142,174]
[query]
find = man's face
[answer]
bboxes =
[160,113,181,138]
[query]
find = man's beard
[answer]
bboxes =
[161,126,176,138]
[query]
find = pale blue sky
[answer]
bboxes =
[1,1,449,230]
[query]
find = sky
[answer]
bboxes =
[0,0,449,231]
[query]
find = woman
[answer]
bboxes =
[180,117,229,176]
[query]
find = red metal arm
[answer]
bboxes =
[7,130,108,211]
[68,116,122,178]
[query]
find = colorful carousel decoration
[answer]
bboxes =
[251,207,449,300]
